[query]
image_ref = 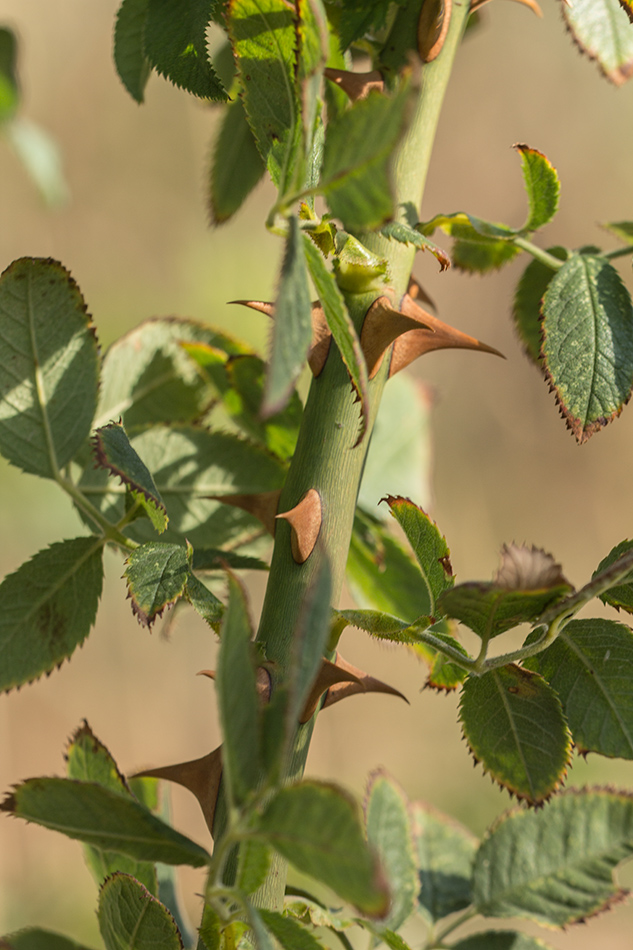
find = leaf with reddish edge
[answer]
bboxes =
[514,144,560,233]
[98,873,184,950]
[459,665,571,805]
[561,0,633,85]
[124,542,191,628]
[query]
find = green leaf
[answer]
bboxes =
[515,144,560,233]
[380,221,450,271]
[243,905,275,950]
[227,0,299,188]
[216,574,262,804]
[237,840,272,895]
[411,801,478,923]
[336,609,422,644]
[541,253,633,442]
[320,84,410,230]
[365,771,417,931]
[347,511,431,623]
[473,788,633,925]
[66,721,158,893]
[124,542,191,627]
[4,118,69,207]
[452,238,519,273]
[256,780,390,917]
[512,247,568,364]
[524,618,633,759]
[93,422,168,533]
[0,258,99,478]
[421,212,518,274]
[263,216,312,416]
[114,0,151,103]
[0,537,104,693]
[604,220,633,244]
[209,95,266,224]
[562,0,633,86]
[453,934,555,950]
[459,665,571,804]
[421,630,470,691]
[594,538,633,612]
[258,910,322,950]
[184,573,224,628]
[287,552,332,727]
[98,873,184,950]
[1,778,211,866]
[143,0,227,100]
[0,930,96,950]
[303,236,369,444]
[192,548,268,572]
[0,28,19,123]
[338,0,396,50]
[383,496,453,615]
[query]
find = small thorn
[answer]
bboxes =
[361,296,433,379]
[230,299,332,377]
[229,299,274,316]
[132,746,223,836]
[323,654,409,710]
[198,669,215,679]
[323,68,384,101]
[276,489,322,564]
[205,490,281,536]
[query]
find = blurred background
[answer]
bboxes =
[1,0,633,946]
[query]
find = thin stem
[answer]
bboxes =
[430,906,477,947]
[513,235,565,270]
[413,630,476,670]
[56,474,138,550]
[604,244,633,261]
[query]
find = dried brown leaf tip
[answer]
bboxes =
[361,296,433,379]
[323,68,384,101]
[493,543,571,591]
[230,300,332,376]
[276,488,322,564]
[205,489,282,537]
[133,745,223,836]
[470,0,542,16]
[418,0,452,62]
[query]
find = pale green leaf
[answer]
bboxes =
[98,873,184,950]
[237,840,272,896]
[114,0,151,103]
[412,801,477,923]
[0,930,96,950]
[562,0,633,85]
[603,220,633,244]
[209,96,265,224]
[258,910,322,950]
[144,0,227,100]
[4,119,69,207]
[124,542,191,627]
[516,144,560,233]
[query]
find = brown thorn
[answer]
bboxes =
[418,0,452,62]
[360,296,433,380]
[132,745,222,837]
[407,276,437,312]
[198,666,272,702]
[323,654,408,712]
[230,300,332,377]
[300,657,363,723]
[389,294,505,377]
[276,488,322,564]
[323,68,384,101]
[204,490,281,537]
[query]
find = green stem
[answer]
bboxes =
[513,235,565,270]
[429,906,477,947]
[56,474,138,550]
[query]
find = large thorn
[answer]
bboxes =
[230,300,332,376]
[300,657,363,723]
[389,294,505,377]
[361,296,434,379]
[132,745,223,836]
[323,68,384,101]
[276,488,322,564]
[204,490,281,537]
[300,654,409,722]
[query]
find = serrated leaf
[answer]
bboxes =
[423,631,470,690]
[594,538,633,612]
[381,221,451,271]
[336,609,422,644]
[604,220,633,244]
[453,934,555,950]
[338,0,395,49]
[114,0,151,103]
[243,905,275,950]
[562,0,633,85]
[66,722,158,893]
[256,780,390,917]
[263,216,312,416]
[1,778,211,866]
[524,618,633,758]
[93,422,168,533]
[0,537,104,693]
[258,910,322,950]
[473,788,633,925]
[303,236,369,444]
[320,83,410,230]
[125,542,191,627]
[0,27,19,123]
[412,801,478,923]
[512,247,568,363]
[98,873,184,950]
[459,665,571,804]
[184,573,224,627]
[541,253,633,442]
[0,258,99,478]
[515,144,560,233]
[144,0,227,100]
[227,0,299,188]
[383,496,453,615]
[365,771,417,931]
[0,930,96,950]
[209,95,266,224]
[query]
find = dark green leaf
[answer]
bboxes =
[93,422,168,533]
[338,0,395,49]
[258,910,322,950]
[562,0,633,86]
[192,548,269,572]
[420,212,518,274]
[224,354,302,460]
[144,0,227,100]
[411,801,477,923]
[459,665,571,804]
[0,537,104,692]
[365,771,417,931]
[0,930,96,950]
[1,778,211,866]
[256,780,390,917]
[524,618,633,758]
[453,238,519,273]
[541,253,633,442]
[98,873,184,950]
[0,27,19,123]
[512,247,568,363]
[0,258,99,478]
[66,721,157,893]
[453,934,555,950]
[114,0,151,103]
[380,221,450,271]
[473,788,633,925]
[124,542,191,627]
[209,96,266,224]
[185,573,224,628]
[516,144,560,233]
[336,609,421,644]
[303,237,369,444]
[197,907,222,950]
[594,538,633,612]
[604,220,633,244]
[320,84,410,230]
[216,574,262,804]
[263,216,312,416]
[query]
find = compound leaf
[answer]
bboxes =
[98,873,184,950]
[144,0,227,100]
[412,801,477,924]
[562,0,633,86]
[114,0,151,103]
[124,542,191,627]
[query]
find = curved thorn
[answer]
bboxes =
[230,300,332,377]
[323,654,409,710]
[361,296,433,379]
[132,746,223,836]
[300,657,362,723]
[323,68,384,101]
[276,489,322,564]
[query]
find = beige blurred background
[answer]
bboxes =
[1,1,633,946]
